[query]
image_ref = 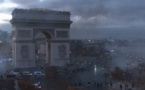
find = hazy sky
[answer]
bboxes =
[0,0,145,39]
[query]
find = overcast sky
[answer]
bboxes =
[0,0,145,39]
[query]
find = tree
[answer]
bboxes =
[110,67,125,81]
[18,80,40,90]
[132,63,145,89]
[70,40,83,57]
[0,80,15,90]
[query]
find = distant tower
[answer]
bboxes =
[10,8,72,68]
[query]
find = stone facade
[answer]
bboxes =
[12,8,70,21]
[11,8,72,68]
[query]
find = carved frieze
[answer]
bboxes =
[20,45,29,58]
[17,30,31,38]
[58,45,66,58]
[56,31,68,38]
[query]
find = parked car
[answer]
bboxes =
[22,71,32,76]
[33,71,44,76]
[8,71,21,77]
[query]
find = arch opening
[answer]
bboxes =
[34,31,52,67]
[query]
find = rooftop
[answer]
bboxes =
[12,8,70,15]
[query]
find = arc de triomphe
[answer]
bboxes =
[10,8,72,68]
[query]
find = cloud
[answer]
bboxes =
[0,0,4,3]
[0,0,19,24]
[0,0,145,39]
[0,13,12,24]
[0,1,18,8]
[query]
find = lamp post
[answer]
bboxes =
[137,58,142,79]
[94,65,97,89]
[137,58,142,68]
[126,63,128,90]
[125,63,130,90]
[94,65,97,75]
[104,52,110,88]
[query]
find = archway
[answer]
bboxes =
[34,31,52,67]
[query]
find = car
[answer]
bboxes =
[33,71,44,76]
[22,71,32,76]
[9,71,21,77]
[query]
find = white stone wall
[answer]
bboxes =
[50,42,70,66]
[15,29,33,40]
[14,43,35,68]
[55,28,70,40]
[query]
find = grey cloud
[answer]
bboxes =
[9,0,109,29]
[1,0,145,39]
[8,0,145,24]
[0,8,15,13]
[10,0,108,17]
[106,0,145,22]
[0,0,4,3]
[10,0,37,5]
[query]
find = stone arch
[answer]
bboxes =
[33,29,54,40]
[10,8,72,68]
[33,30,52,66]
[41,31,53,39]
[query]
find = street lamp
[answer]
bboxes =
[104,52,110,88]
[137,59,142,76]
[94,65,97,76]
[94,64,97,89]
[125,63,130,90]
